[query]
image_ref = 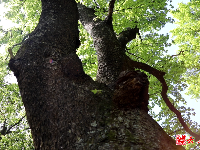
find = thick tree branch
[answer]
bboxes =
[118,27,140,48]
[78,3,124,85]
[77,3,97,34]
[105,0,116,25]
[159,77,200,141]
[124,55,165,77]
[125,55,200,141]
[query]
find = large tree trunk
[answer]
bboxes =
[8,0,185,149]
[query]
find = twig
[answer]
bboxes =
[169,50,185,61]
[7,116,26,134]
[126,48,146,62]
[93,0,100,9]
[5,33,30,60]
[8,48,14,59]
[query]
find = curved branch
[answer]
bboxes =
[125,55,165,77]
[125,56,200,141]
[169,50,185,61]
[118,27,140,48]
[159,77,200,141]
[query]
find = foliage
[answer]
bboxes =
[0,0,41,55]
[0,0,39,149]
[91,89,102,94]
[0,54,34,149]
[171,0,200,99]
[0,0,199,149]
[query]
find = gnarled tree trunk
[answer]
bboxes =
[8,0,185,149]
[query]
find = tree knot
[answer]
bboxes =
[112,70,149,112]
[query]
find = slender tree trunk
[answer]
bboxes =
[8,0,185,149]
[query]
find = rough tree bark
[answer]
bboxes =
[8,0,185,149]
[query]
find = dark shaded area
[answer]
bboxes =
[113,70,149,112]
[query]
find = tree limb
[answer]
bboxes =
[105,0,116,25]
[7,116,26,134]
[169,50,185,61]
[77,3,96,29]
[6,33,31,60]
[0,116,26,135]
[8,48,14,59]
[125,55,165,77]
[0,119,7,135]
[78,3,124,85]
[118,27,140,48]
[125,55,200,141]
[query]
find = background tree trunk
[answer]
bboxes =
[8,0,185,149]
